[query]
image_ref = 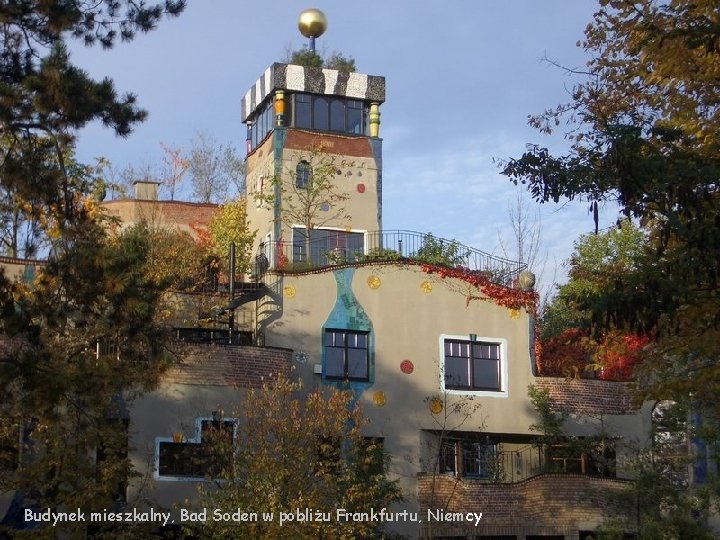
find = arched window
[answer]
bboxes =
[296,161,312,189]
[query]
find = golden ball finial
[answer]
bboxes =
[298,8,327,39]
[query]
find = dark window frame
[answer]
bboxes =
[157,418,236,480]
[444,338,502,392]
[289,93,367,136]
[291,227,365,266]
[295,160,312,189]
[324,328,370,382]
[438,436,498,479]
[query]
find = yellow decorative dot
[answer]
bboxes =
[372,391,386,407]
[367,275,381,289]
[429,397,443,414]
[283,285,296,298]
[509,308,520,319]
[420,281,432,294]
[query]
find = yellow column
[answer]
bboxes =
[369,102,380,138]
[275,90,285,126]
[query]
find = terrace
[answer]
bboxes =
[254,230,527,286]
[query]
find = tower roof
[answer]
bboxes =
[242,63,385,122]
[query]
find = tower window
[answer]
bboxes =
[296,161,313,189]
[295,94,311,129]
[330,99,346,132]
[288,93,367,135]
[313,97,329,131]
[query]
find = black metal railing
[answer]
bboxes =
[492,445,546,483]
[255,230,525,286]
[173,328,253,346]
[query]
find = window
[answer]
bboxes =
[313,97,329,131]
[324,329,369,381]
[289,93,367,135]
[294,93,311,129]
[438,437,498,479]
[330,99,346,132]
[295,161,312,189]
[156,418,236,480]
[444,339,501,391]
[248,99,275,151]
[292,228,364,266]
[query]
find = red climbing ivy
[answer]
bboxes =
[418,263,538,312]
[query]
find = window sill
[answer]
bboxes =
[442,388,508,399]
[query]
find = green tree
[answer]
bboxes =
[542,220,648,339]
[285,47,357,72]
[414,233,469,268]
[0,1,185,229]
[503,2,720,532]
[256,148,349,266]
[501,0,720,398]
[0,3,185,536]
[324,52,357,72]
[207,197,256,274]
[194,375,402,540]
[0,214,173,539]
[287,46,323,68]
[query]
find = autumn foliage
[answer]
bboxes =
[538,328,649,381]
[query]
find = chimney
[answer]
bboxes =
[133,180,161,201]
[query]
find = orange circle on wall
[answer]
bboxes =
[400,360,414,374]
[429,397,443,414]
[357,183,365,193]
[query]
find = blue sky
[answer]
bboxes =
[71,1,612,289]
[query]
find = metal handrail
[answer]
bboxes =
[255,230,526,286]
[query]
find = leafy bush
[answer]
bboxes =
[413,233,469,268]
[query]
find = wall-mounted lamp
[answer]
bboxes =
[469,333,478,342]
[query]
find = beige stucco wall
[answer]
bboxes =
[128,382,247,509]
[0,258,42,283]
[245,133,276,251]
[128,263,650,538]
[255,264,649,537]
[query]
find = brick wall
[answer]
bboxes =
[100,200,218,238]
[164,343,292,387]
[284,129,374,157]
[418,473,631,537]
[534,378,639,415]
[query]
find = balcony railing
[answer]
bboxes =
[255,230,526,286]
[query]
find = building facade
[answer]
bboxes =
[124,61,654,539]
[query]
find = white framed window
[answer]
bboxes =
[439,334,508,398]
[154,417,237,481]
[291,226,367,266]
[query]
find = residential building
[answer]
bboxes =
[124,60,654,539]
[0,44,660,540]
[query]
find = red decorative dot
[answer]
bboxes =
[357,183,366,193]
[400,360,414,374]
